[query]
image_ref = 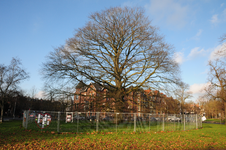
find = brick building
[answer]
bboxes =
[74,82,179,114]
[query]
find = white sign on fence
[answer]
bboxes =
[35,113,52,129]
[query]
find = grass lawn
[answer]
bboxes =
[0,121,226,149]
[26,119,199,133]
[205,118,225,124]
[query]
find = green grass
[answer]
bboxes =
[0,121,226,149]
[26,119,199,133]
[205,118,225,123]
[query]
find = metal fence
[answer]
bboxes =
[22,110,202,133]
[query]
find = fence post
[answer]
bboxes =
[134,113,136,132]
[184,114,185,131]
[149,114,151,132]
[162,114,164,131]
[196,114,198,129]
[57,111,60,133]
[174,114,176,131]
[25,110,29,129]
[201,115,202,128]
[178,114,180,131]
[116,113,117,132]
[22,110,26,128]
[76,112,79,133]
[96,112,99,132]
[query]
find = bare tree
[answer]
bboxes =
[0,58,29,122]
[174,82,193,114]
[30,86,37,99]
[42,7,180,112]
[205,59,226,124]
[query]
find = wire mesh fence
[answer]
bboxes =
[22,110,202,133]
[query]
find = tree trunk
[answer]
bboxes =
[225,102,226,125]
[0,99,3,123]
[114,90,124,112]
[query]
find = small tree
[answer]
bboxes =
[0,58,29,123]
[173,82,193,114]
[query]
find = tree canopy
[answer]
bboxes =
[42,7,181,112]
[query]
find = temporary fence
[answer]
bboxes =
[22,110,202,133]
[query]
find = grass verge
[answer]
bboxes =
[0,121,226,149]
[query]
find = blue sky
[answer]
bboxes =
[0,0,226,102]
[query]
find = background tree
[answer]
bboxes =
[30,86,37,99]
[202,33,226,123]
[0,58,29,122]
[205,59,226,124]
[174,82,193,114]
[42,7,180,112]
[203,34,226,122]
[43,84,74,112]
[165,97,180,114]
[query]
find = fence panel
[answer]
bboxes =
[23,110,202,133]
[24,110,58,132]
[98,112,115,132]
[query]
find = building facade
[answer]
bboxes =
[74,82,180,114]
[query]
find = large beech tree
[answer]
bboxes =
[42,7,180,112]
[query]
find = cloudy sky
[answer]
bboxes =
[0,0,225,102]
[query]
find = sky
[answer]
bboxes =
[0,0,226,102]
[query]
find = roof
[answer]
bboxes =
[76,82,104,93]
[92,83,104,91]
[76,81,86,89]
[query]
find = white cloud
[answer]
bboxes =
[187,82,211,102]
[189,82,210,94]
[221,3,224,7]
[191,29,203,40]
[209,43,226,60]
[188,47,207,59]
[196,29,203,37]
[145,0,189,28]
[210,14,219,24]
[173,52,184,64]
[209,8,226,25]
[35,91,45,99]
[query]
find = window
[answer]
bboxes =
[76,95,79,100]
